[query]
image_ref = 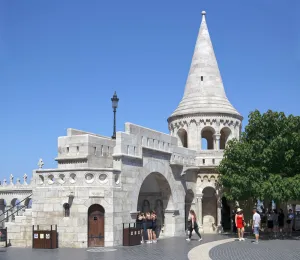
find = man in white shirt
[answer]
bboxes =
[252,208,261,244]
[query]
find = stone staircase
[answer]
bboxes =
[5,208,33,247]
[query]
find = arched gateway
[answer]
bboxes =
[129,160,186,237]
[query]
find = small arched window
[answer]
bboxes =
[63,203,70,217]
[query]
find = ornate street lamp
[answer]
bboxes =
[111,91,119,139]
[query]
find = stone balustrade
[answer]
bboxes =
[170,147,196,166]
[196,150,224,167]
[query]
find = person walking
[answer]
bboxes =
[278,209,285,238]
[273,209,279,239]
[252,207,261,244]
[231,210,237,234]
[186,210,202,242]
[235,208,245,241]
[136,212,145,244]
[286,209,294,236]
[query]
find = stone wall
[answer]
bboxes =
[32,168,116,247]
[6,209,32,247]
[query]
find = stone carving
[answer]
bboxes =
[10,174,14,185]
[48,175,54,184]
[85,173,94,184]
[38,158,44,169]
[23,174,28,185]
[99,173,108,183]
[69,173,76,184]
[58,174,65,184]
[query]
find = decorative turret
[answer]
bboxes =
[168,11,242,158]
[169,11,241,119]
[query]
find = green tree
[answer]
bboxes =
[218,110,300,203]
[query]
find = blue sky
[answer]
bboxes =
[0,0,299,181]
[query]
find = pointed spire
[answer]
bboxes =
[169,11,241,119]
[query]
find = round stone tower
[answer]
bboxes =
[168,11,243,157]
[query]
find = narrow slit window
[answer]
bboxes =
[202,159,205,164]
[201,76,204,81]
[63,203,70,217]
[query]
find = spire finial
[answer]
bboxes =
[201,11,206,22]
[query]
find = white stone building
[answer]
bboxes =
[0,11,242,248]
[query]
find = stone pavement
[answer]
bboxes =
[0,234,228,260]
[209,238,300,260]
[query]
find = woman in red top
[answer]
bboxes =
[235,208,245,241]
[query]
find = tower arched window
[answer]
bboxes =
[177,129,188,148]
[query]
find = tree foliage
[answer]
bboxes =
[218,110,300,203]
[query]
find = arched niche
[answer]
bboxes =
[220,127,232,149]
[202,186,217,233]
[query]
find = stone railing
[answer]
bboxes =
[196,150,224,167]
[0,174,32,189]
[170,147,197,166]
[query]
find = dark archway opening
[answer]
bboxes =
[137,172,172,238]
[221,197,231,231]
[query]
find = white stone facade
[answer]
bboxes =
[0,11,242,247]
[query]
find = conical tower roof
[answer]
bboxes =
[169,11,241,120]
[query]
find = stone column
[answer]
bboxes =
[196,194,203,227]
[197,126,202,151]
[163,209,176,237]
[216,194,223,233]
[0,201,4,228]
[213,134,221,150]
[188,123,198,150]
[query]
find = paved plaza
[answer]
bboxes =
[0,235,226,260]
[2,234,300,260]
[210,238,300,260]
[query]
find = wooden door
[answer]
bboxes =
[88,204,105,247]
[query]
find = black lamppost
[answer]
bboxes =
[111,91,119,139]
